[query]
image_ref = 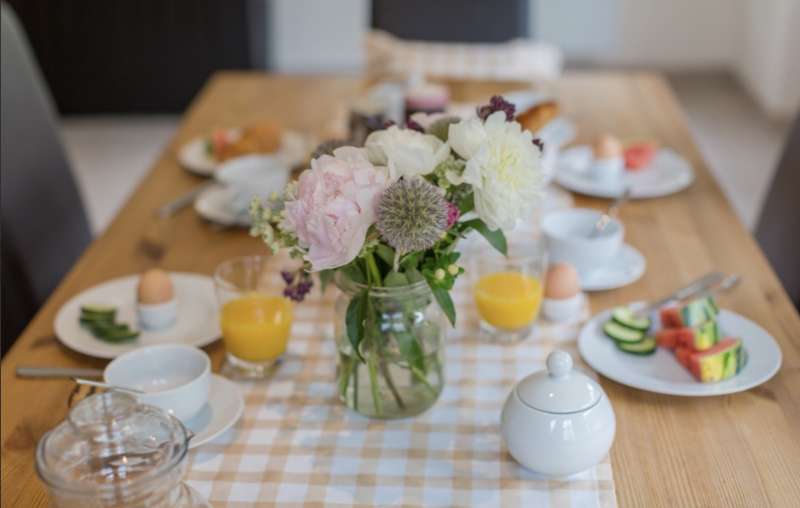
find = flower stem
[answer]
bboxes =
[379,359,406,409]
[365,252,383,287]
[367,353,383,416]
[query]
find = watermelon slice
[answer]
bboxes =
[660,297,719,328]
[687,338,745,382]
[675,346,693,368]
[624,143,657,170]
[674,321,721,352]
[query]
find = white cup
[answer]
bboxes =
[105,344,211,422]
[541,208,624,275]
[215,155,290,214]
[590,156,624,183]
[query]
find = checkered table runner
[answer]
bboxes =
[186,244,617,507]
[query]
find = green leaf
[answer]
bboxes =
[374,243,395,267]
[318,270,335,293]
[462,218,507,256]
[400,252,421,270]
[396,331,425,373]
[428,283,456,327]
[405,268,425,283]
[345,290,368,362]
[384,271,409,287]
[341,262,366,284]
[456,192,474,214]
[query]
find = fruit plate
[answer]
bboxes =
[578,306,781,396]
[54,273,220,359]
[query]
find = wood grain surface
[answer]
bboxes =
[2,72,799,507]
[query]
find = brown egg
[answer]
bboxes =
[593,134,623,160]
[137,269,174,304]
[544,263,580,300]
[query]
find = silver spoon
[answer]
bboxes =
[73,378,145,395]
[589,187,631,238]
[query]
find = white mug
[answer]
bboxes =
[541,208,624,275]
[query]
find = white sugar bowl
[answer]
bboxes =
[501,350,615,476]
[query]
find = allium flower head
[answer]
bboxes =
[376,177,448,254]
[477,95,515,121]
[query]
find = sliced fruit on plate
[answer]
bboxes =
[603,321,645,343]
[623,142,657,170]
[660,296,719,328]
[688,337,746,382]
[611,306,651,332]
[675,345,693,368]
[616,336,657,355]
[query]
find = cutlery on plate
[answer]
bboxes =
[16,366,104,379]
[73,378,145,395]
[635,271,726,316]
[589,187,631,238]
[157,182,215,218]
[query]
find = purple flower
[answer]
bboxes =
[280,269,314,302]
[281,270,295,285]
[446,201,460,229]
[477,96,515,122]
[382,120,397,129]
[406,119,425,133]
[532,138,544,151]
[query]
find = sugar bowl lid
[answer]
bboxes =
[515,350,603,413]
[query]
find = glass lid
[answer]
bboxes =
[36,391,189,498]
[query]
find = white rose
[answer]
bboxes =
[365,126,450,179]
[460,111,543,231]
[447,116,487,159]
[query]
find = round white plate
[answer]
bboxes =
[54,273,220,359]
[580,244,646,292]
[194,184,251,227]
[578,307,782,396]
[186,374,244,449]
[179,129,310,177]
[555,146,694,199]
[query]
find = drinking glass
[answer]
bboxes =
[473,240,548,343]
[214,256,294,379]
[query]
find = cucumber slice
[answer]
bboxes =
[603,321,645,343]
[611,306,651,332]
[96,328,140,342]
[81,304,116,315]
[617,336,657,355]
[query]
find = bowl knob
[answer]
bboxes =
[546,350,573,378]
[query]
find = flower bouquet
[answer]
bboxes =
[251,96,543,418]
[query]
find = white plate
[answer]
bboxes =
[194,184,251,227]
[555,146,694,199]
[580,244,646,292]
[179,129,310,177]
[186,374,244,449]
[578,307,782,396]
[54,273,220,359]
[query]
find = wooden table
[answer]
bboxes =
[2,72,799,507]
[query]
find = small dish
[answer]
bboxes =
[578,305,782,396]
[137,298,178,331]
[194,184,251,227]
[54,273,221,359]
[105,344,211,422]
[185,374,244,449]
[579,244,646,292]
[556,146,694,199]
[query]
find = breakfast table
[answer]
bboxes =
[2,72,800,507]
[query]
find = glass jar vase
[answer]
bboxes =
[334,274,446,419]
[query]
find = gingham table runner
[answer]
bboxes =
[186,238,617,507]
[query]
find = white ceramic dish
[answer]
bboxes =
[556,146,694,199]
[543,293,584,322]
[214,154,290,215]
[541,208,624,274]
[137,298,178,331]
[579,244,646,292]
[178,129,310,177]
[578,306,782,396]
[185,374,244,449]
[194,184,251,227]
[105,344,211,422]
[54,273,220,359]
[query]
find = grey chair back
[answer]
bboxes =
[1,3,91,351]
[755,115,800,308]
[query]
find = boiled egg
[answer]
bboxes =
[544,263,580,300]
[592,134,623,160]
[137,269,174,304]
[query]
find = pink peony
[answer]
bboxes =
[284,147,389,271]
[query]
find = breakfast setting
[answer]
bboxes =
[3,6,799,506]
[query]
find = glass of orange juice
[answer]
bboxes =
[214,256,294,378]
[473,241,547,343]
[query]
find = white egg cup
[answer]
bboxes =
[137,298,178,331]
[543,293,584,322]
[589,156,624,183]
[501,350,615,476]
[105,344,211,422]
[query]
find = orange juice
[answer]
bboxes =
[220,293,293,362]
[474,272,543,330]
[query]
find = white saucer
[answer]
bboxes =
[578,307,782,396]
[186,374,244,449]
[179,129,310,177]
[54,273,220,359]
[579,244,646,291]
[556,146,694,199]
[194,184,251,227]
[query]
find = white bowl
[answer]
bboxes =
[137,298,178,331]
[215,154,290,214]
[105,344,211,422]
[541,208,624,275]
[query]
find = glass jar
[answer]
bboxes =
[334,274,446,419]
[36,391,209,508]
